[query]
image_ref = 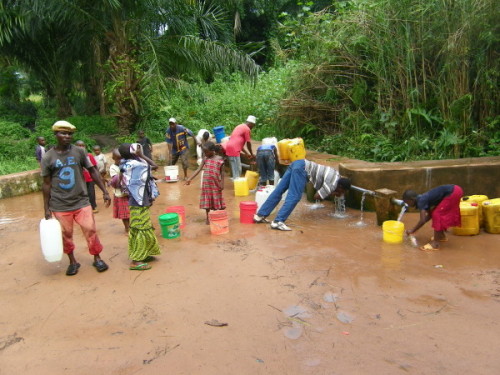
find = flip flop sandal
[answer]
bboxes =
[93,259,109,272]
[431,236,448,242]
[420,243,439,252]
[129,263,152,271]
[66,262,81,276]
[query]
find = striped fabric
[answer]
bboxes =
[200,158,226,210]
[128,206,161,261]
[304,160,340,199]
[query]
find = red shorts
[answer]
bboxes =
[431,185,463,231]
[53,205,103,255]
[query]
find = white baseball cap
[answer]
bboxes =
[246,115,256,124]
[169,117,177,123]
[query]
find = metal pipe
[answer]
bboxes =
[350,185,376,196]
[391,198,408,208]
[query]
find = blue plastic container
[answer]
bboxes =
[213,126,226,143]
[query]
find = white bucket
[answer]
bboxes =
[39,218,63,262]
[255,185,275,210]
[274,170,280,185]
[164,165,179,182]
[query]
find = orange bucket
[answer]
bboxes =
[165,205,186,229]
[209,210,229,235]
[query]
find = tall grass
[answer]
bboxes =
[273,0,499,160]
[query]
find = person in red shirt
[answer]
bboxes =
[76,140,99,213]
[224,115,256,178]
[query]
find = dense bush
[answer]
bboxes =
[0,120,38,174]
[273,0,500,160]
[0,115,118,175]
[141,65,296,141]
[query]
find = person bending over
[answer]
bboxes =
[253,159,351,231]
[403,184,463,251]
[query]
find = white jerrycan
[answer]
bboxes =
[39,218,64,262]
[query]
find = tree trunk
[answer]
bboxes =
[55,88,72,118]
[106,18,142,136]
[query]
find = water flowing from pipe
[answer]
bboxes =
[351,192,368,227]
[331,195,348,219]
[397,205,407,222]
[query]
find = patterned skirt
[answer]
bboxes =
[113,196,130,219]
[128,206,161,261]
[200,159,226,210]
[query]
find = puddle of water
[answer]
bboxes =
[381,244,403,271]
[0,192,44,225]
[0,215,24,225]
[306,200,325,210]
[323,292,338,303]
[336,311,354,324]
[304,358,321,367]
[350,220,368,228]
[283,324,303,340]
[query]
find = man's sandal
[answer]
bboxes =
[66,263,81,276]
[93,259,109,272]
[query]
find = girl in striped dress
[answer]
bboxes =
[185,142,225,224]
[119,143,161,271]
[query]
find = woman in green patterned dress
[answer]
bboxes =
[118,143,161,270]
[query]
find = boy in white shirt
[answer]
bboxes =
[93,145,108,184]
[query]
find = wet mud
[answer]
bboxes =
[0,172,499,374]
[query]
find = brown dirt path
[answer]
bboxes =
[0,165,499,375]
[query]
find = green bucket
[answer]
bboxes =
[158,213,180,239]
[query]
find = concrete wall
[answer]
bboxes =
[1,140,499,202]
[340,156,500,210]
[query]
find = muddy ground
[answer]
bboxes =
[0,160,499,375]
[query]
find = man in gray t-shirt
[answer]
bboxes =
[41,120,111,276]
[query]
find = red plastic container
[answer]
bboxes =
[165,206,186,229]
[240,201,257,224]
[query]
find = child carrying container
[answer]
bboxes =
[402,184,463,252]
[109,149,130,233]
[185,142,226,224]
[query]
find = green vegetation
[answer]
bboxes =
[273,0,500,161]
[0,0,498,175]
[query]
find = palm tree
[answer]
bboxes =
[0,0,259,134]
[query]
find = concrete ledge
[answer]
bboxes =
[0,170,44,199]
[340,156,500,210]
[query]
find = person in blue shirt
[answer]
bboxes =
[256,142,278,186]
[403,184,463,251]
[165,117,199,180]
